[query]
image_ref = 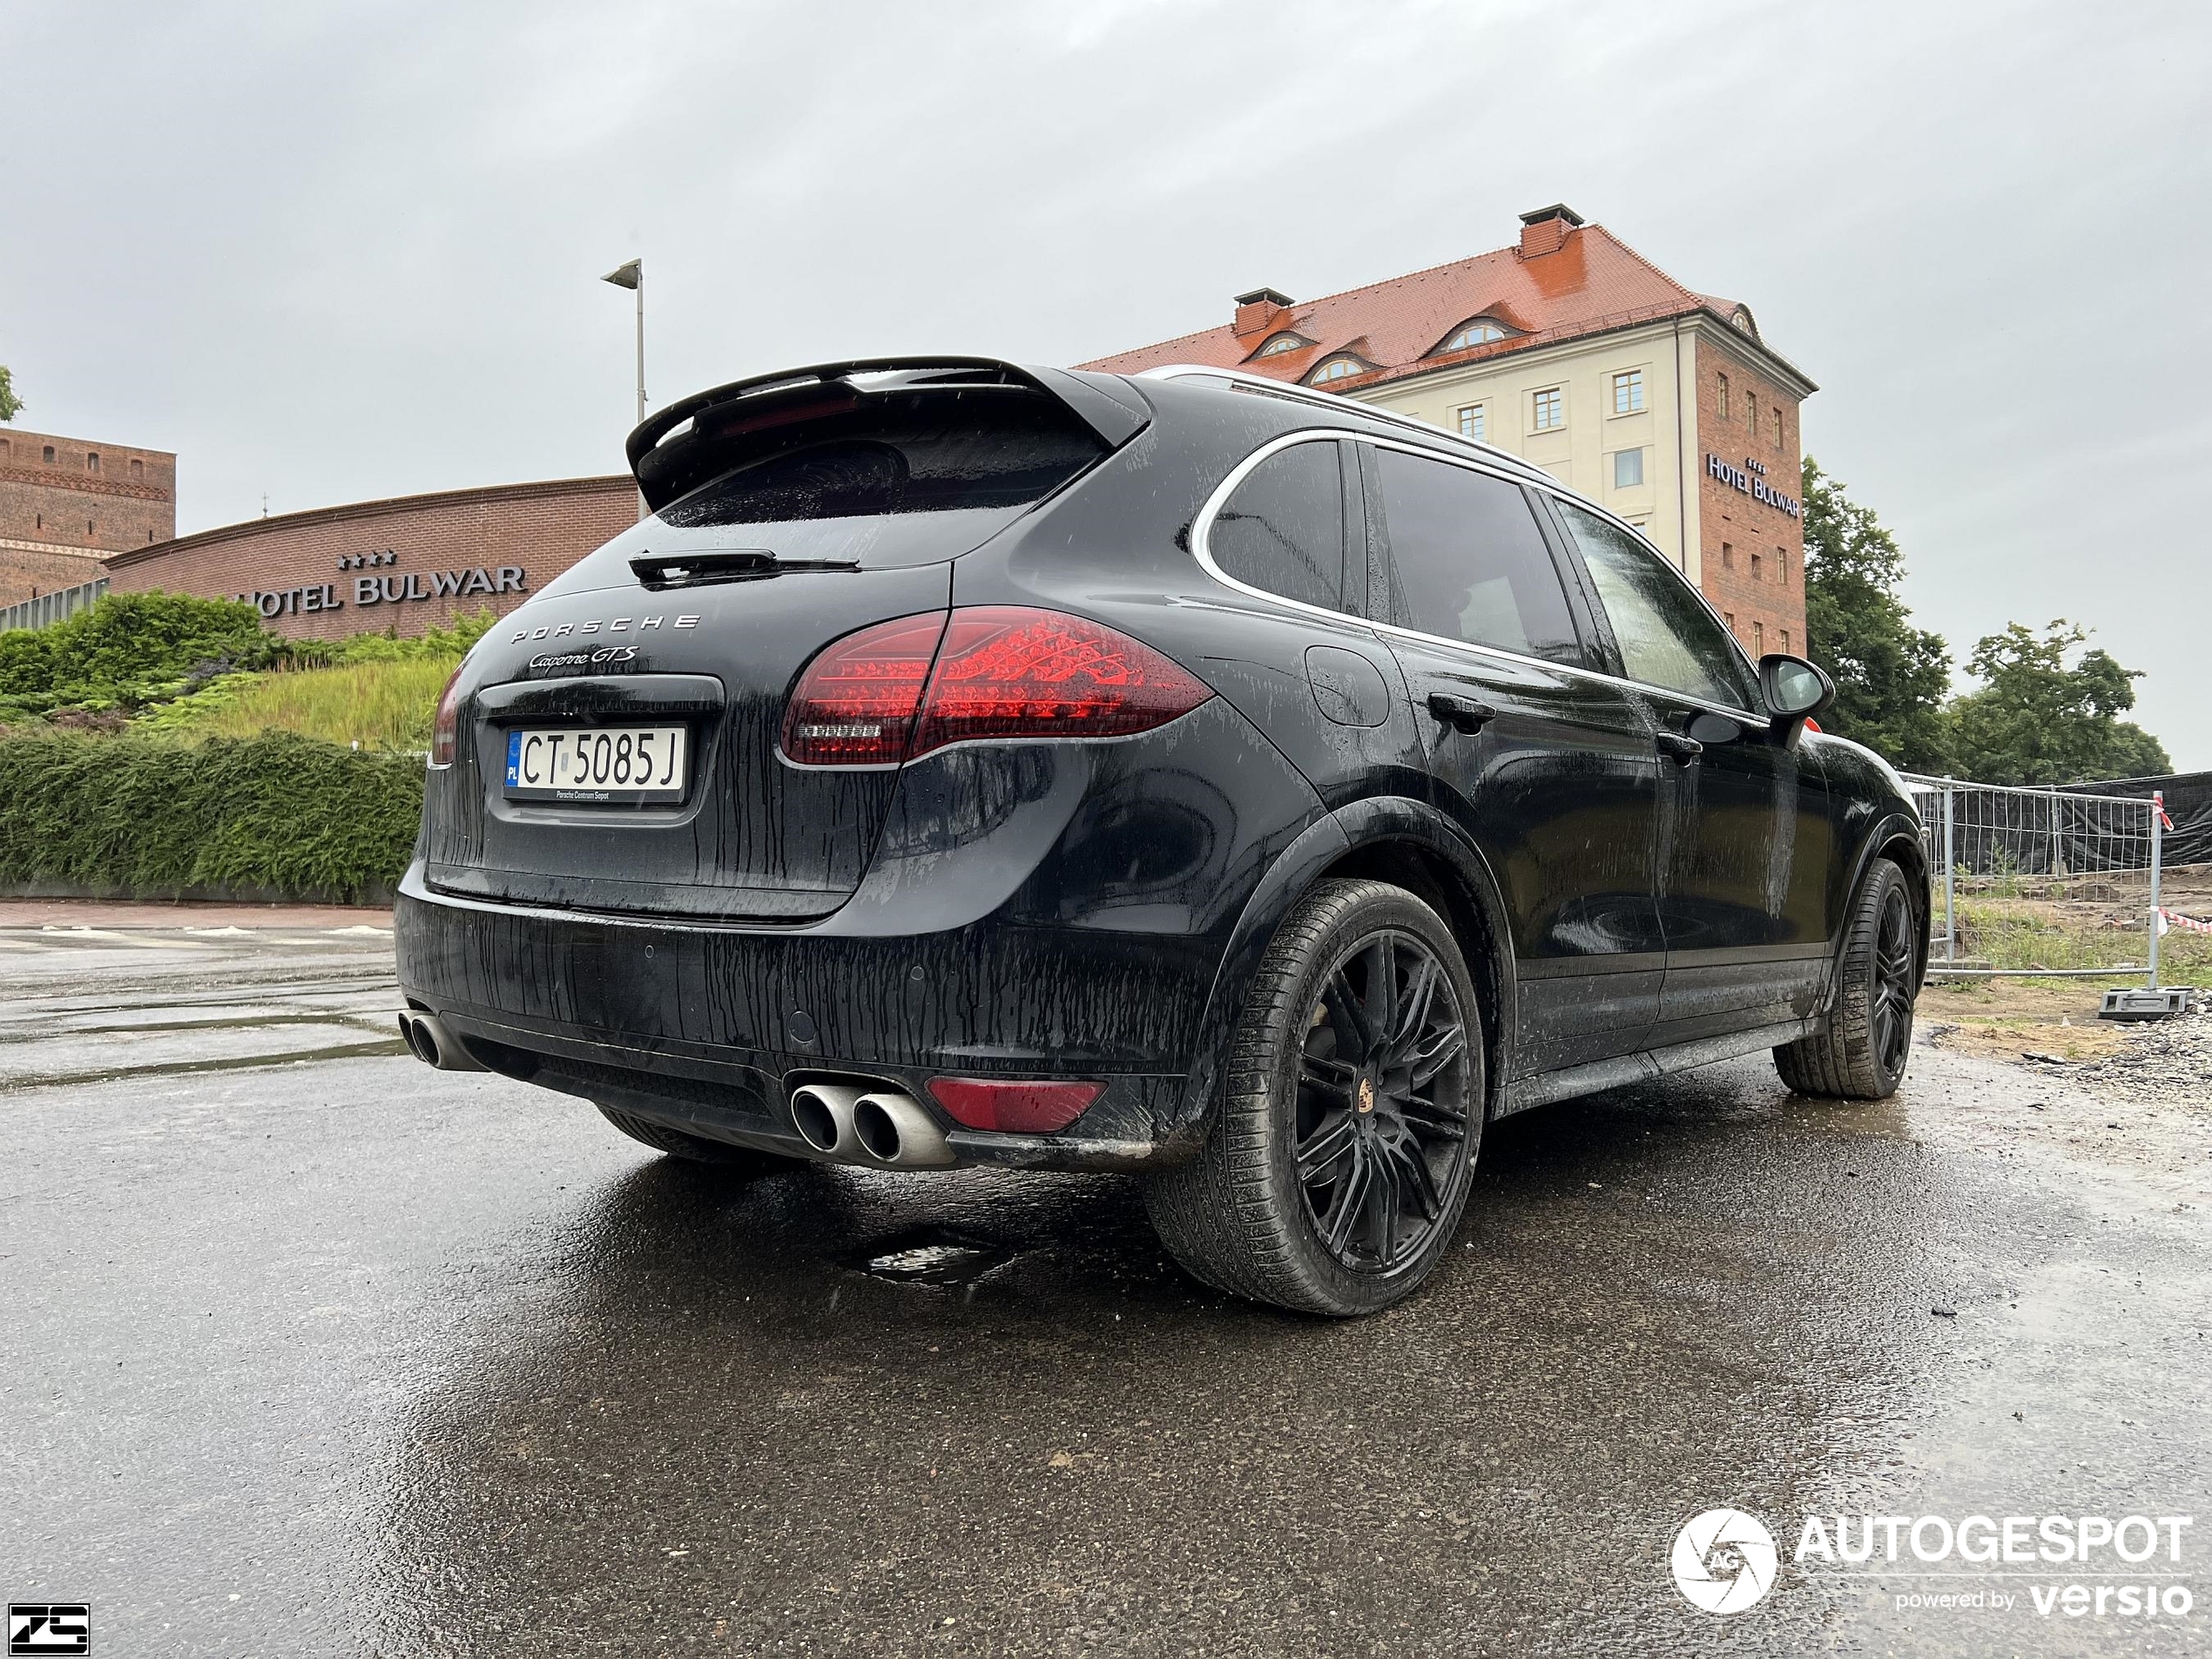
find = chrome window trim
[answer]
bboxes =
[1188,426,1765,724]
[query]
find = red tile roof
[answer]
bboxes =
[1079,219,1811,395]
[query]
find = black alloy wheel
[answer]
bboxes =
[1870,883,1916,1079]
[1774,857,1919,1101]
[1145,879,1485,1316]
[1294,929,1474,1274]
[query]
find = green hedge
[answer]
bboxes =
[0,731,424,903]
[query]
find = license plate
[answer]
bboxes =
[504,725,689,804]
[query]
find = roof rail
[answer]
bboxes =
[1134,362,1553,486]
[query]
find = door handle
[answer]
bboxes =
[1426,691,1497,734]
[1656,731,1704,765]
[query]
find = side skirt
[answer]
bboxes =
[1500,1015,1820,1116]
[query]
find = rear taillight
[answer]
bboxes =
[780,612,950,766]
[783,606,1211,767]
[910,607,1211,759]
[429,664,465,767]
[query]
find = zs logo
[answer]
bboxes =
[7,1605,89,1656]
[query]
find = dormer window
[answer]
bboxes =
[1253,332,1310,359]
[1308,356,1369,386]
[1438,317,1511,353]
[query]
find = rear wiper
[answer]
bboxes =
[630,550,861,590]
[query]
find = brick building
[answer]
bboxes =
[102,476,636,641]
[0,425,175,610]
[1083,204,1816,657]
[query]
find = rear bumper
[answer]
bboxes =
[395,869,1204,1170]
[393,699,1329,1171]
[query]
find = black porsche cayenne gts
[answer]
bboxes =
[395,356,1929,1316]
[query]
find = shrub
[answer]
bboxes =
[0,730,423,902]
[0,591,284,713]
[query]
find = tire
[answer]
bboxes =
[596,1103,799,1173]
[1775,858,1919,1100]
[1145,879,1485,1317]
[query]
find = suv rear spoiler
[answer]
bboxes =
[624,356,1150,513]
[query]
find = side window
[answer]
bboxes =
[1556,500,1757,709]
[1371,448,1581,664]
[1210,440,1350,612]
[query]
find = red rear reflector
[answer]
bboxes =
[1804,716,1823,733]
[926,1076,1104,1134]
[908,607,1211,759]
[430,664,465,767]
[780,611,950,765]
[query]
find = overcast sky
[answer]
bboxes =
[4,0,2205,764]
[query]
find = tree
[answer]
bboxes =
[1799,458,1952,771]
[1944,621,2170,785]
[0,364,21,422]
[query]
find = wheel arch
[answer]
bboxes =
[1170,796,1520,1142]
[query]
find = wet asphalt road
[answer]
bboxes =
[2,918,2206,1657]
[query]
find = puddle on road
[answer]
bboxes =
[846,1227,1015,1286]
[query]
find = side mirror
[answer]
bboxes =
[1757,653,1835,746]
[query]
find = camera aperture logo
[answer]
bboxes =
[1672,1508,1779,1613]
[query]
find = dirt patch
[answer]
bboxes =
[1921,979,2211,1106]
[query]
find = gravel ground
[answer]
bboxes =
[2067,1003,2212,1106]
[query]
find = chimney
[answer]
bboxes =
[1517,203,1585,260]
[1233,287,1295,337]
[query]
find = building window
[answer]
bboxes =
[131,457,144,481]
[1531,387,1564,431]
[87,452,100,473]
[43,445,56,463]
[1255,332,1307,358]
[1753,621,1765,655]
[1440,318,1508,352]
[1308,356,1366,385]
[1723,610,1737,637]
[0,437,9,459]
[1613,448,1644,489]
[1612,369,1644,415]
[1750,552,1763,581]
[1457,405,1486,442]
[1777,545,1789,583]
[86,520,96,536]
[1772,408,1784,447]
[147,529,155,543]
[1747,396,1757,435]
[1721,541,1734,569]
[1717,375,1730,419]
[1780,627,1791,654]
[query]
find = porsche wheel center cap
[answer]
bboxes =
[1357,1076,1377,1114]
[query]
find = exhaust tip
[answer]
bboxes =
[788,1082,864,1156]
[399,1014,439,1066]
[398,1011,486,1072]
[853,1097,901,1163]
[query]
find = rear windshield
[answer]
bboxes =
[661,405,1103,528]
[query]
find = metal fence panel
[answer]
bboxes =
[1903,775,2170,984]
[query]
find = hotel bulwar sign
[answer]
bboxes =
[1706,453,1803,520]
[235,548,529,619]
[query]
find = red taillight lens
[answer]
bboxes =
[429,664,465,767]
[780,611,950,765]
[783,607,1212,768]
[1804,716,1823,733]
[908,606,1211,759]
[927,1076,1104,1134]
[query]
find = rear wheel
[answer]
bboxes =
[1775,859,1919,1100]
[596,1103,800,1173]
[1145,879,1483,1317]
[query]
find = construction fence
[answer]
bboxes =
[1902,774,2205,986]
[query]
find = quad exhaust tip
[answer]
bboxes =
[397,1011,486,1072]
[790,1081,953,1168]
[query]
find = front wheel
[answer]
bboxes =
[1145,879,1484,1317]
[1775,858,1919,1100]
